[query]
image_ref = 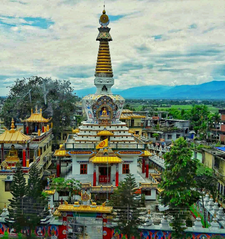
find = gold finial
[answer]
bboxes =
[148,209,150,214]
[35,106,38,113]
[4,203,6,209]
[40,108,42,115]
[48,204,50,210]
[11,118,15,130]
[31,108,33,114]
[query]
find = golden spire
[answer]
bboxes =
[95,8,113,77]
[11,118,15,130]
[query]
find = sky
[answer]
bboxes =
[0,0,225,96]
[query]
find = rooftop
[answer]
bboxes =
[21,108,51,123]
[0,119,31,144]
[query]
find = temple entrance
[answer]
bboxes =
[99,166,111,183]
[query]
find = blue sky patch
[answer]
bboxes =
[23,17,54,29]
[110,15,124,22]
[153,34,162,40]
[189,23,197,29]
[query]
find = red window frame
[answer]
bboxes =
[80,164,87,174]
[123,164,129,174]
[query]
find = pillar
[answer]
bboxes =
[93,164,96,186]
[57,157,60,177]
[145,159,149,178]
[42,125,44,132]
[27,143,30,161]
[1,143,4,163]
[26,159,29,168]
[62,212,68,239]
[22,149,26,167]
[142,157,145,173]
[26,126,29,135]
[115,164,119,187]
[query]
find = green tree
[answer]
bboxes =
[6,163,27,233]
[109,174,145,239]
[159,138,200,238]
[1,76,78,136]
[50,177,81,203]
[189,105,209,136]
[23,163,49,238]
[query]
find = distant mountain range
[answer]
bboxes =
[74,81,225,99]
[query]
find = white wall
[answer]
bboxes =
[145,189,157,200]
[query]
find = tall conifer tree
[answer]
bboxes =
[6,163,27,233]
[23,162,49,238]
[109,174,145,239]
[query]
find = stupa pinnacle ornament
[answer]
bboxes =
[95,8,114,94]
[82,8,125,124]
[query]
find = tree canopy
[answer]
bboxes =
[1,76,78,136]
[159,137,200,238]
[6,163,49,238]
[109,174,145,239]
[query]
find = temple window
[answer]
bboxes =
[5,182,12,192]
[144,190,151,196]
[80,164,87,174]
[123,164,129,174]
[168,134,172,139]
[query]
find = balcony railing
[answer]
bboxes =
[65,142,145,150]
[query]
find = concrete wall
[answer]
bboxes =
[204,152,214,169]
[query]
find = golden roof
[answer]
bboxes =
[97,130,114,136]
[21,108,51,123]
[120,113,145,119]
[57,204,113,214]
[122,109,133,113]
[141,150,152,157]
[72,128,80,134]
[54,149,70,157]
[128,129,135,134]
[91,156,122,164]
[90,148,122,164]
[43,189,56,195]
[0,119,31,144]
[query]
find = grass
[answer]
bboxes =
[158,104,219,113]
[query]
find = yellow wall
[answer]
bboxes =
[37,133,52,177]
[0,133,53,209]
[219,160,225,176]
[203,152,214,169]
[0,175,29,209]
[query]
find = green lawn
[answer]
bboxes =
[158,104,219,113]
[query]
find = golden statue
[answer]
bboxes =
[8,145,18,157]
[102,107,108,116]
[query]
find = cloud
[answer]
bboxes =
[0,0,225,95]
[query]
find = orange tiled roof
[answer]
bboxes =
[0,119,31,144]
